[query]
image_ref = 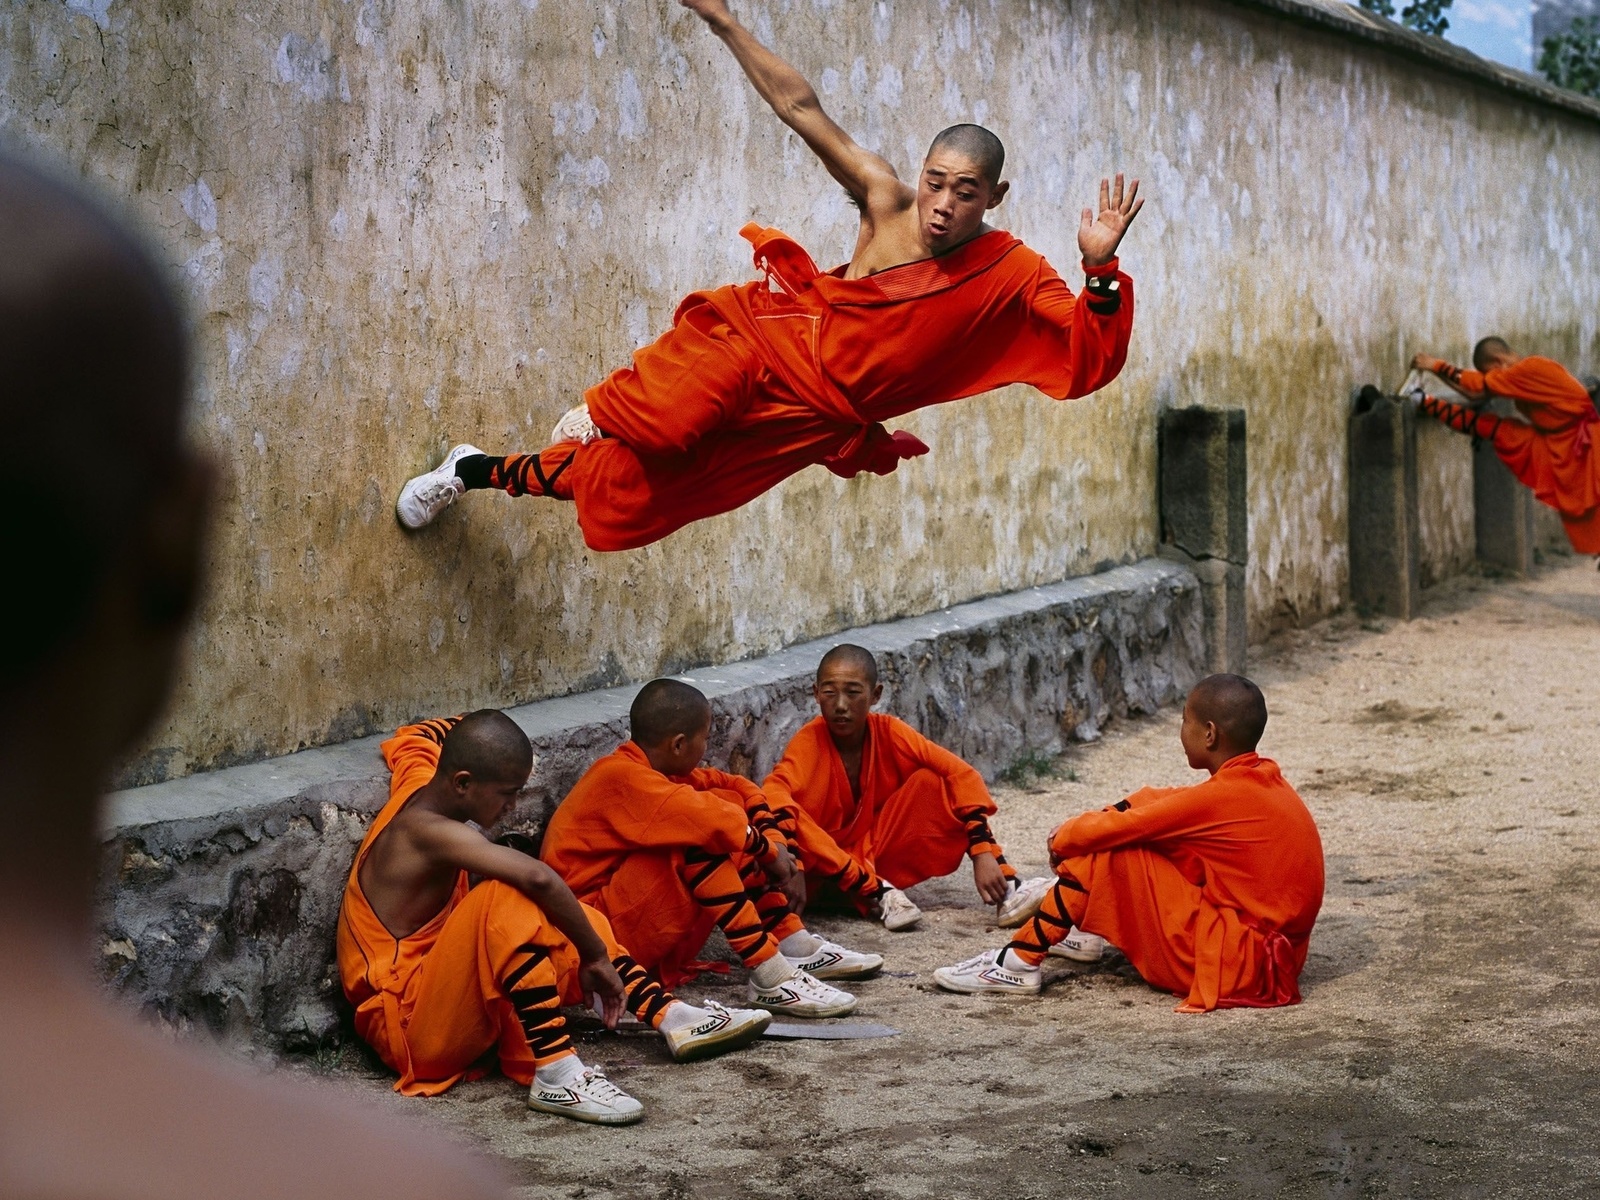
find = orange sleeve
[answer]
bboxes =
[1020,255,1135,401]
[592,758,752,855]
[378,716,461,803]
[761,726,835,868]
[1049,782,1215,859]
[689,767,788,862]
[1422,358,1488,396]
[885,717,993,817]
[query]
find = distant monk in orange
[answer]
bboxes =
[1411,339,1600,556]
[394,0,1141,550]
[541,678,878,1016]
[934,675,1325,1012]
[763,645,1056,933]
[338,711,773,1126]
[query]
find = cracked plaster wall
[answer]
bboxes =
[2,0,1596,781]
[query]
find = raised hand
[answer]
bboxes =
[1078,173,1143,267]
[679,0,733,25]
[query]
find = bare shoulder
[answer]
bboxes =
[0,984,507,1200]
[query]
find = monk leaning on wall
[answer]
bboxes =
[338,711,773,1127]
[934,675,1326,1012]
[541,679,881,1014]
[1410,340,1600,559]
[394,0,1140,550]
[762,645,1057,935]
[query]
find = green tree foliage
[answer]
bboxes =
[1539,17,1600,98]
[1358,0,1453,38]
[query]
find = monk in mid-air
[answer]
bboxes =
[541,679,878,1015]
[1410,339,1600,557]
[934,675,1325,1012]
[762,645,1056,934]
[338,712,773,1127]
[394,0,1141,550]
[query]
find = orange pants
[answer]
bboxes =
[396,882,671,1094]
[584,842,802,989]
[1006,851,1199,997]
[797,768,1014,906]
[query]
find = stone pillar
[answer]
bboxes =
[1158,407,1247,674]
[1347,386,1420,619]
[1474,435,1536,575]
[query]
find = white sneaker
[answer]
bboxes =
[1047,926,1108,963]
[527,1060,643,1125]
[395,443,483,530]
[932,949,1042,996]
[747,968,857,1018]
[662,1001,771,1063]
[996,876,1055,928]
[878,886,922,932]
[789,938,884,981]
[549,403,603,446]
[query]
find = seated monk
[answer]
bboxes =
[933,675,1325,1012]
[392,0,1140,552]
[1411,339,1600,557]
[541,679,878,1016]
[762,645,1055,934]
[338,711,772,1127]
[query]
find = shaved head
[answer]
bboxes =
[1187,674,1268,752]
[1472,336,1512,372]
[926,124,1005,186]
[629,678,711,747]
[818,643,878,686]
[436,710,533,783]
[0,153,188,689]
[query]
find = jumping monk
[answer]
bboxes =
[933,675,1325,1012]
[1411,339,1600,555]
[0,152,506,1198]
[338,711,773,1127]
[762,645,1056,933]
[540,679,877,1014]
[394,0,1140,550]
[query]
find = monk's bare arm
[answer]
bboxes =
[680,0,906,208]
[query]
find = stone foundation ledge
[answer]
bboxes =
[97,558,1204,1048]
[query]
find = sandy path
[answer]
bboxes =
[298,558,1600,1198]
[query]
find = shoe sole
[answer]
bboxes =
[1047,945,1106,963]
[747,996,858,1019]
[668,1014,773,1064]
[882,913,921,932]
[931,973,1042,997]
[802,959,885,982]
[527,1099,645,1125]
[995,898,1045,929]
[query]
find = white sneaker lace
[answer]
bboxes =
[792,969,845,1001]
[414,478,459,508]
[953,951,1001,973]
[578,1066,626,1103]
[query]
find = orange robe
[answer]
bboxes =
[336,719,633,1095]
[545,225,1134,550]
[540,742,794,987]
[1049,752,1324,1012]
[762,713,1004,898]
[1419,355,1600,552]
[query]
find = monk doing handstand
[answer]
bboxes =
[762,645,1056,933]
[395,0,1141,550]
[337,711,772,1127]
[1410,340,1600,557]
[934,675,1325,1012]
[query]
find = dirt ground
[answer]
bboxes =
[293,558,1600,1198]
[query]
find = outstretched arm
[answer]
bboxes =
[681,0,906,208]
[1412,353,1490,402]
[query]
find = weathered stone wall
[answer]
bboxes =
[99,560,1201,1046]
[3,0,1596,779]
